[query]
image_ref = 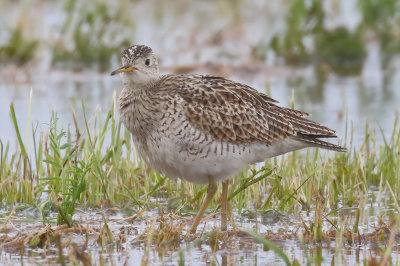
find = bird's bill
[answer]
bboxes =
[110,66,137,76]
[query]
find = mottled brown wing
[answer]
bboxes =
[157,74,337,145]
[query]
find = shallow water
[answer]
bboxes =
[1,196,399,266]
[0,190,398,265]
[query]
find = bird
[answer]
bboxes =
[111,44,346,233]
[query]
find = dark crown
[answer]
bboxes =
[122,45,152,64]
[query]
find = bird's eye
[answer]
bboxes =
[145,59,150,66]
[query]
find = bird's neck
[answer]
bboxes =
[118,81,160,136]
[122,74,161,95]
[122,72,161,91]
[118,76,163,113]
[118,87,148,116]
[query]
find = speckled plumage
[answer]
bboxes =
[115,45,345,185]
[122,45,153,64]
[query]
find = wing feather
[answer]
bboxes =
[154,74,341,147]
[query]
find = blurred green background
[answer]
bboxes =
[1,0,399,72]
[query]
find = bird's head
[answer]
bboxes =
[111,45,160,87]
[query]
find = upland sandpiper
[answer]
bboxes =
[111,45,345,233]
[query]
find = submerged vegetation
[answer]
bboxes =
[52,0,133,71]
[269,0,324,65]
[269,0,367,75]
[315,27,366,76]
[358,0,400,66]
[267,0,400,74]
[0,27,39,66]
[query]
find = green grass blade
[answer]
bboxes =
[10,102,27,157]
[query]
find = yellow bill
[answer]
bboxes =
[110,66,137,76]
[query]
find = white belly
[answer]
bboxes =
[132,130,308,184]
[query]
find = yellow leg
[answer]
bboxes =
[190,176,217,234]
[221,181,229,231]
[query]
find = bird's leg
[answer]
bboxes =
[190,176,217,234]
[221,181,229,231]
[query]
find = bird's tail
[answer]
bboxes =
[293,134,347,152]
